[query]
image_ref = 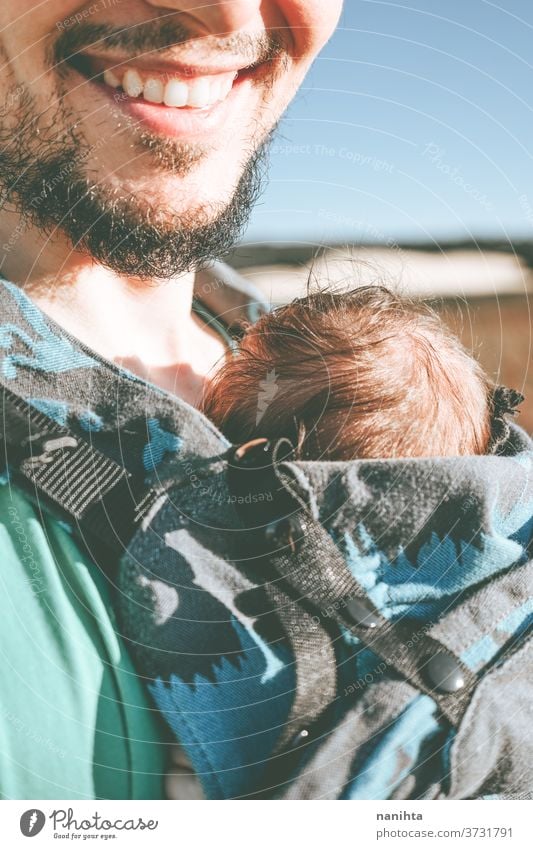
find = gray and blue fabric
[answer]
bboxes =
[0,274,531,800]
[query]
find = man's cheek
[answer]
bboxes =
[279,0,343,58]
[0,1,86,31]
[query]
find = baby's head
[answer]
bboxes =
[202,286,507,460]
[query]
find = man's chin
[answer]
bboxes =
[95,100,215,180]
[134,132,210,178]
[63,141,269,279]
[0,75,272,281]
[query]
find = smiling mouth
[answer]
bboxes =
[67,53,257,110]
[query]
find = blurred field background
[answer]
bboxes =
[231,1,533,435]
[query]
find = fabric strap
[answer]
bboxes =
[225,438,531,740]
[2,383,531,796]
[1,384,160,555]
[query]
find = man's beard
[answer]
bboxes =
[0,84,271,280]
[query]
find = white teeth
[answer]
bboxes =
[104,66,236,109]
[123,68,143,98]
[187,78,210,108]
[103,68,120,88]
[143,77,164,104]
[163,80,189,107]
[210,79,222,102]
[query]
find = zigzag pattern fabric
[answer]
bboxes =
[0,277,531,800]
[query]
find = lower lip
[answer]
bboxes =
[70,66,250,140]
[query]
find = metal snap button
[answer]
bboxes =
[425,652,466,694]
[290,729,310,749]
[345,598,379,629]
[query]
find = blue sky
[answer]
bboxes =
[244,0,533,245]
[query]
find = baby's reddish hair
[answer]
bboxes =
[201,286,492,459]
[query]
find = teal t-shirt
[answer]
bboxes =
[0,484,168,799]
[0,266,267,800]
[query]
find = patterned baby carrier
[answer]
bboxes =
[1,272,532,800]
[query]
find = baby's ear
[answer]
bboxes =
[293,418,307,460]
[487,385,525,454]
[231,318,252,341]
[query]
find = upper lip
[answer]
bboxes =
[72,49,261,79]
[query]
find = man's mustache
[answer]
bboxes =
[53,20,286,70]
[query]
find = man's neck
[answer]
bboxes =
[0,221,227,405]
